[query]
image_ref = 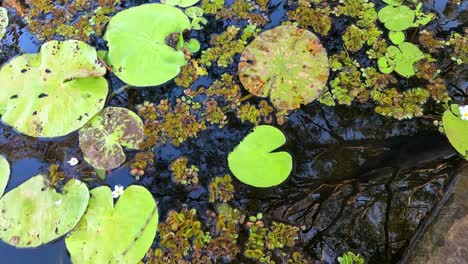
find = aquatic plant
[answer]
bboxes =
[228,125,292,187]
[66,185,158,264]
[162,0,200,8]
[156,208,207,262]
[13,0,119,41]
[0,40,108,138]
[418,30,444,53]
[266,222,299,250]
[442,104,468,159]
[185,6,208,30]
[337,251,365,264]
[0,156,9,197]
[0,175,89,248]
[209,174,235,202]
[200,25,254,67]
[170,156,199,186]
[378,2,433,32]
[130,152,155,179]
[371,87,430,120]
[104,4,191,86]
[239,25,329,110]
[174,59,208,88]
[446,32,467,64]
[287,0,332,36]
[48,164,66,188]
[378,42,424,77]
[79,107,144,171]
[0,7,7,40]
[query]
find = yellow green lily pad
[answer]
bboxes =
[0,155,9,197]
[0,40,108,138]
[66,185,158,264]
[0,175,89,248]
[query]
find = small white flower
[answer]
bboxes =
[459,105,468,121]
[67,157,79,166]
[112,185,125,198]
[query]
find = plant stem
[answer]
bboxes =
[111,84,133,97]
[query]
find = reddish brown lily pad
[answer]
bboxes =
[238,25,329,110]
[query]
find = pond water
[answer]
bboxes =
[0,0,466,263]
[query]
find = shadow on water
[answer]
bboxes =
[0,0,466,263]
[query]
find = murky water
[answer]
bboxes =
[0,0,466,263]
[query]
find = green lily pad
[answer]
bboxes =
[79,107,144,171]
[66,185,158,264]
[238,25,329,110]
[228,125,292,188]
[162,0,200,7]
[442,104,468,159]
[389,31,405,45]
[0,7,7,40]
[0,155,9,197]
[378,42,424,77]
[0,175,89,248]
[0,40,108,138]
[104,4,191,86]
[378,5,415,31]
[184,38,201,53]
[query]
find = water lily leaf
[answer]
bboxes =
[0,7,7,40]
[104,4,191,86]
[185,6,204,18]
[162,0,200,7]
[442,104,468,159]
[378,42,424,77]
[228,125,292,187]
[66,185,158,264]
[79,107,144,171]
[184,38,201,53]
[238,25,329,110]
[0,40,108,138]
[378,5,415,31]
[0,175,89,248]
[0,155,9,197]
[389,31,405,45]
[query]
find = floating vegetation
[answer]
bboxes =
[447,32,468,64]
[174,59,208,88]
[228,125,292,187]
[200,25,259,67]
[0,40,108,138]
[378,42,425,77]
[104,3,191,86]
[130,152,155,179]
[0,7,7,40]
[337,251,365,264]
[0,175,89,248]
[442,104,468,159]
[10,0,120,41]
[208,174,234,202]
[79,107,144,171]
[287,0,332,36]
[170,156,199,186]
[239,25,329,110]
[66,185,158,263]
[0,155,9,197]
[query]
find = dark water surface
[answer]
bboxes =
[0,0,466,263]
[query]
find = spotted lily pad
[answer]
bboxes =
[442,104,468,159]
[0,175,89,248]
[228,125,292,187]
[238,25,329,110]
[0,155,9,197]
[0,40,108,138]
[66,185,158,264]
[79,107,144,170]
[0,7,7,40]
[104,4,191,86]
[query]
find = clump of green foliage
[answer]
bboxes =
[129,152,155,179]
[209,174,235,202]
[337,251,365,264]
[287,0,332,36]
[16,0,120,41]
[170,156,200,186]
[200,24,260,67]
